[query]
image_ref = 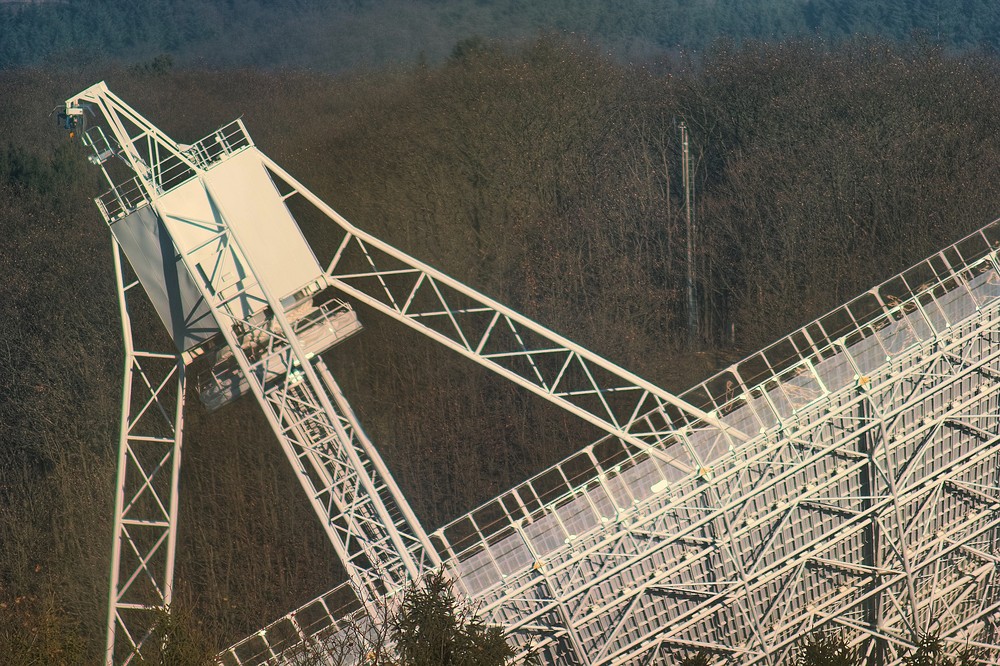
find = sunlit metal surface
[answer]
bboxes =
[223,222,1000,665]
[63,83,1000,665]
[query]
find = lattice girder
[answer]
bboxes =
[472,286,998,663]
[105,241,187,665]
[260,157,749,467]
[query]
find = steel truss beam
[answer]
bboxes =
[105,240,186,664]
[262,158,749,470]
[149,171,437,645]
[516,268,997,663]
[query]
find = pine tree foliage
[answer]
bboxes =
[902,633,985,666]
[390,571,514,666]
[674,650,713,665]
[796,634,858,666]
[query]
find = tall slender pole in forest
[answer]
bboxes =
[680,121,697,344]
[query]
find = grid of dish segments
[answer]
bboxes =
[436,220,1000,648]
[475,279,1000,664]
[220,218,1000,665]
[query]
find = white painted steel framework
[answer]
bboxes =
[63,84,1000,665]
[224,220,1000,666]
[65,83,441,665]
[105,238,187,661]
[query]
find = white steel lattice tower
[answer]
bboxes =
[62,85,1000,666]
[63,84,442,665]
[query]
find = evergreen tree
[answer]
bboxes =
[391,571,514,666]
[796,633,858,666]
[674,650,713,665]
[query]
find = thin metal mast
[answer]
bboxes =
[680,121,697,345]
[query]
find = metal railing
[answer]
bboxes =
[184,119,253,170]
[94,119,254,221]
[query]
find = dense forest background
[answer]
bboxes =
[2,0,1000,70]
[4,3,1000,663]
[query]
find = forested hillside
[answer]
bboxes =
[3,37,1000,660]
[1,0,999,70]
